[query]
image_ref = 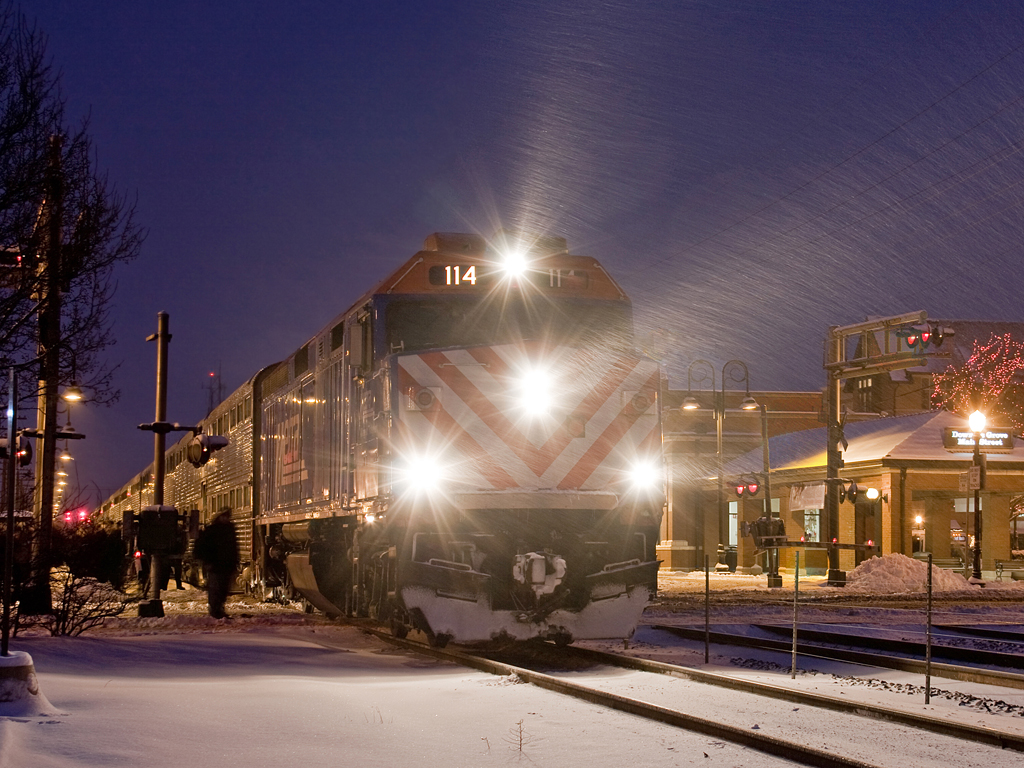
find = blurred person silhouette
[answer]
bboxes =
[192,507,239,619]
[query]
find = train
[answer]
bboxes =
[101,231,665,645]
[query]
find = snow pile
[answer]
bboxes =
[846,553,972,592]
[0,651,60,717]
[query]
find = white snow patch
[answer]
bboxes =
[847,553,981,592]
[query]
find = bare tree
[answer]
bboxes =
[0,5,143,399]
[0,3,144,613]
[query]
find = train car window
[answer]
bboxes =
[331,321,345,351]
[244,396,251,419]
[295,344,310,377]
[350,311,373,373]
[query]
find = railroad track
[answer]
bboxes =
[650,623,1024,690]
[348,623,1024,768]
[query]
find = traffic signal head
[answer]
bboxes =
[897,323,953,351]
[846,481,861,504]
[839,480,877,504]
[0,433,33,466]
[186,434,229,467]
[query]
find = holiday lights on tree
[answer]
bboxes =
[932,333,1024,432]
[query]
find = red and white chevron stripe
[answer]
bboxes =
[394,342,660,492]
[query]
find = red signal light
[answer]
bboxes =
[832,537,838,544]
[734,475,761,497]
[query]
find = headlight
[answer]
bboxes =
[517,366,554,417]
[499,246,529,278]
[628,459,663,491]
[397,453,448,495]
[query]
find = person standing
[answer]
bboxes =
[193,507,239,619]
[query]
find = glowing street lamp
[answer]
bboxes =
[680,359,758,571]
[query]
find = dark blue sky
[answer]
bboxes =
[29,0,1024,503]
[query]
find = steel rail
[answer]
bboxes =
[560,643,1024,753]
[754,623,1024,669]
[356,627,888,768]
[650,624,1024,690]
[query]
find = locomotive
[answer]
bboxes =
[103,231,665,645]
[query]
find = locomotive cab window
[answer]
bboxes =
[385,298,632,354]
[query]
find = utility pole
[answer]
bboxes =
[2,370,17,655]
[136,312,227,617]
[138,312,173,618]
[25,138,64,615]
[150,312,170,509]
[823,310,931,586]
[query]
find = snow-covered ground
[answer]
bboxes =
[2,556,1024,768]
[4,620,816,768]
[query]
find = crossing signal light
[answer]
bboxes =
[0,433,33,466]
[838,480,878,504]
[186,434,229,467]
[846,481,861,504]
[734,474,762,497]
[897,323,953,351]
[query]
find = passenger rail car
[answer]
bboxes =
[99,371,271,581]
[103,232,665,646]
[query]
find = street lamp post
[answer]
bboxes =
[682,359,757,569]
[968,409,986,582]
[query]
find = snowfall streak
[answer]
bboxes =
[397,343,660,490]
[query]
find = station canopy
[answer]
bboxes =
[724,410,1024,477]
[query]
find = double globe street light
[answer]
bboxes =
[681,360,758,569]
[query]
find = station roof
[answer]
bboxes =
[724,409,1024,476]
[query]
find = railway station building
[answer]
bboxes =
[720,410,1022,577]
[659,319,1024,578]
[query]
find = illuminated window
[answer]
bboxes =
[728,501,739,546]
[803,509,821,543]
[856,377,874,412]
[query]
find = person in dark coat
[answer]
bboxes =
[192,507,239,619]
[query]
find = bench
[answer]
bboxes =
[912,554,964,571]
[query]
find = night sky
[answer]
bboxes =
[28,0,1024,505]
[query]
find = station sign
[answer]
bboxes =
[942,427,1014,453]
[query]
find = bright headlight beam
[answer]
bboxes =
[518,366,553,417]
[628,460,662,490]
[501,247,529,278]
[406,456,442,492]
